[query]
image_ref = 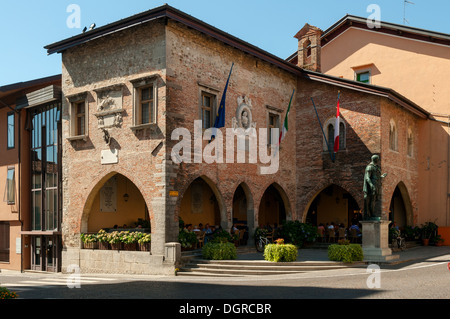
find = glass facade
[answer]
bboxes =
[31,104,60,231]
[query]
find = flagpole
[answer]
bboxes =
[210,63,234,142]
[311,97,335,162]
[274,89,295,157]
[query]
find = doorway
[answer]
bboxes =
[31,235,61,272]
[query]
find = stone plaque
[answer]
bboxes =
[101,149,119,165]
[100,176,117,213]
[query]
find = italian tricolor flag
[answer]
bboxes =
[334,92,341,153]
[279,90,295,146]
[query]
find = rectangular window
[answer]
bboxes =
[3,168,15,205]
[201,92,215,129]
[268,113,280,145]
[0,222,10,263]
[139,85,154,125]
[356,71,370,84]
[75,101,86,136]
[7,112,15,149]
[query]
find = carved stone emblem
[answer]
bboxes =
[232,96,256,134]
[94,86,124,129]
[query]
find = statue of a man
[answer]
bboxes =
[363,155,387,220]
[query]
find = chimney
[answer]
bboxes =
[294,24,323,72]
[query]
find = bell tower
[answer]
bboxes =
[294,24,323,72]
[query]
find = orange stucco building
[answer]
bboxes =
[289,15,450,239]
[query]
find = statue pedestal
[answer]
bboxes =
[360,220,399,263]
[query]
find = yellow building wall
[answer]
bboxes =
[87,174,147,232]
[179,180,220,228]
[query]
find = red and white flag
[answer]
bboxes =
[334,92,341,153]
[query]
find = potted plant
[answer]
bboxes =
[432,234,445,247]
[97,229,110,250]
[80,233,98,249]
[178,229,198,250]
[108,231,123,250]
[138,233,151,251]
[420,221,438,246]
[121,231,138,251]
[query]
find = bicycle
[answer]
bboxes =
[396,235,406,251]
[255,234,271,252]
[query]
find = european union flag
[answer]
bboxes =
[211,63,234,140]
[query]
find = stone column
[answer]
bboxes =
[360,220,399,262]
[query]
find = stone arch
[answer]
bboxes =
[257,182,292,228]
[231,182,255,245]
[302,183,362,227]
[177,175,227,230]
[80,171,149,234]
[388,181,414,229]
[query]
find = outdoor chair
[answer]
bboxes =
[317,228,325,242]
[338,228,346,240]
[196,231,205,249]
[328,229,336,243]
[239,229,246,245]
[349,228,358,243]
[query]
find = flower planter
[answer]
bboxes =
[110,243,122,250]
[139,243,151,251]
[422,239,430,246]
[83,242,98,250]
[122,243,137,251]
[98,242,109,250]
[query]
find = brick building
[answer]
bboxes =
[17,4,437,274]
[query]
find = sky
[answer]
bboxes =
[0,0,449,86]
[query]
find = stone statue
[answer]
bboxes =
[363,155,387,220]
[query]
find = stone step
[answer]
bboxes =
[177,259,366,277]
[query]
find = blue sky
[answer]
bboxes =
[0,0,449,86]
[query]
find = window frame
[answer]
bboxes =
[355,70,371,84]
[266,107,282,145]
[131,76,158,129]
[4,167,15,205]
[389,119,398,152]
[67,92,88,141]
[7,111,15,149]
[200,91,216,130]
[407,127,414,157]
[323,118,346,152]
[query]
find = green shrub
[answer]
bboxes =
[178,229,198,248]
[328,244,363,263]
[211,230,234,243]
[202,242,237,260]
[264,243,298,262]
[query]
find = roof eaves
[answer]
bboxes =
[301,69,429,119]
[44,4,301,76]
